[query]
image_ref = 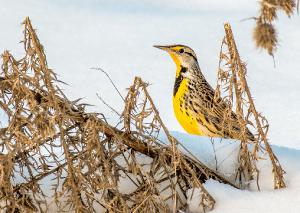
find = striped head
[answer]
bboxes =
[154,44,199,77]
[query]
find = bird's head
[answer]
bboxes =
[154,44,198,69]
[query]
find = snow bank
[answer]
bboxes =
[169,131,300,213]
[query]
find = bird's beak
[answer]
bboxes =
[153,45,174,53]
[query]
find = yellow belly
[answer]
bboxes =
[172,79,202,135]
[172,79,221,137]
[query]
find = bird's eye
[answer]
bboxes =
[179,48,184,53]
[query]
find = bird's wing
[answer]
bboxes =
[199,84,255,141]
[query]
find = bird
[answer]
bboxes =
[154,44,254,142]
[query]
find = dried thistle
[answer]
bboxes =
[253,20,278,55]
[254,0,296,55]
[278,0,296,16]
[260,0,278,22]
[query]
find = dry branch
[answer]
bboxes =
[216,23,286,189]
[0,17,238,213]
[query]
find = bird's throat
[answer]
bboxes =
[169,53,181,78]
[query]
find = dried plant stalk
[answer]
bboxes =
[0,17,239,213]
[216,22,286,189]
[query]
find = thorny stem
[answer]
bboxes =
[224,23,285,189]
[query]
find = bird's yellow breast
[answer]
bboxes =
[170,51,217,137]
[172,79,203,135]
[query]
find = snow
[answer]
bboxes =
[1,0,300,212]
[161,132,242,179]
[204,176,300,213]
[170,132,300,213]
[186,188,204,213]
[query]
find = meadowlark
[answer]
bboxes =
[154,44,254,141]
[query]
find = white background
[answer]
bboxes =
[0,0,299,149]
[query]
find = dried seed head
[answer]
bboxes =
[278,0,296,16]
[253,21,278,55]
[260,0,278,22]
